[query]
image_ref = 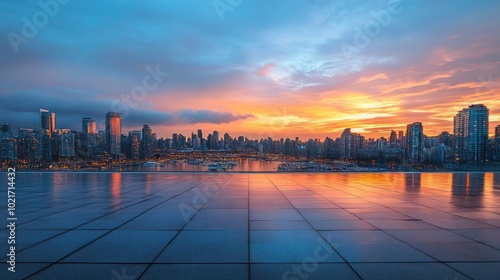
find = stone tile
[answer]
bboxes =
[452,228,500,249]
[364,219,440,230]
[7,172,500,279]
[351,263,468,280]
[250,209,303,221]
[299,209,360,221]
[142,264,248,280]
[12,229,65,251]
[118,214,187,230]
[447,262,500,280]
[250,230,344,263]
[411,242,500,262]
[251,263,360,280]
[27,264,148,280]
[62,230,177,263]
[0,263,50,280]
[156,230,248,263]
[250,220,312,231]
[14,230,108,262]
[309,220,376,231]
[320,231,433,263]
[385,229,474,244]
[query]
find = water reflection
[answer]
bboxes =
[405,173,421,193]
[113,159,281,172]
[111,173,122,203]
[494,173,500,190]
[452,173,485,208]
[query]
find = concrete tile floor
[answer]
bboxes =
[0,172,499,279]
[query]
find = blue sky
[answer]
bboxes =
[1,0,500,138]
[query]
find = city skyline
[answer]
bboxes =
[1,1,500,139]
[1,104,499,141]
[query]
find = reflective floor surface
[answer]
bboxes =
[1,172,500,279]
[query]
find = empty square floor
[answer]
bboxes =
[1,172,500,279]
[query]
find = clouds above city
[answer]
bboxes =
[1,0,499,138]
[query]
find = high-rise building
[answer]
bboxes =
[405,122,424,164]
[454,104,489,164]
[197,129,203,140]
[340,128,363,159]
[81,118,97,158]
[0,137,16,160]
[389,130,397,147]
[141,124,153,159]
[213,131,220,150]
[172,133,178,148]
[39,129,52,161]
[495,125,500,161]
[40,109,56,138]
[207,134,213,150]
[105,112,122,155]
[55,129,75,158]
[0,124,16,160]
[82,118,97,134]
[127,131,141,160]
[17,129,42,162]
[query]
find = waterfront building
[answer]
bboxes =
[127,131,141,160]
[55,129,75,158]
[40,109,56,138]
[141,124,153,159]
[454,104,489,164]
[405,122,424,164]
[82,118,97,134]
[495,125,500,161]
[105,112,122,155]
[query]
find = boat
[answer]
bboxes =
[207,163,227,172]
[143,161,160,167]
[188,159,205,165]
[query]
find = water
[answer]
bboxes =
[113,159,281,172]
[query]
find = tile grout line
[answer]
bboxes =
[136,174,233,279]
[266,174,365,280]
[24,176,213,279]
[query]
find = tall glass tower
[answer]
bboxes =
[105,112,122,155]
[454,104,489,164]
[40,109,56,137]
[405,122,424,164]
[82,117,97,134]
[495,125,500,161]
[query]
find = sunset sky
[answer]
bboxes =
[1,0,500,140]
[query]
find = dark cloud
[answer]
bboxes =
[177,110,254,125]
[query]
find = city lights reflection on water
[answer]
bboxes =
[21,172,500,210]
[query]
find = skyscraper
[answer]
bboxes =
[197,129,203,140]
[454,104,489,164]
[0,124,15,160]
[340,128,363,159]
[55,129,75,158]
[105,112,122,155]
[495,125,500,161]
[40,109,56,138]
[405,122,424,164]
[172,133,178,148]
[389,130,397,147]
[81,118,97,158]
[141,124,153,159]
[82,117,97,134]
[127,130,141,160]
[213,131,220,150]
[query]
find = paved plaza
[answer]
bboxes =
[1,172,500,279]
